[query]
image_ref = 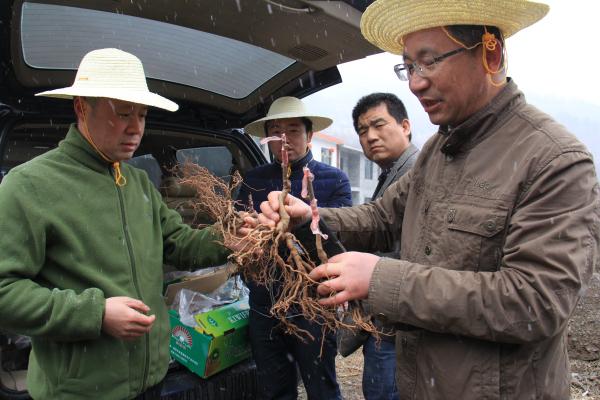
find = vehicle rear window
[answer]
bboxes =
[177,146,233,181]
[126,154,162,189]
[20,2,295,99]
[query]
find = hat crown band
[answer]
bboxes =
[73,54,149,92]
[266,97,309,118]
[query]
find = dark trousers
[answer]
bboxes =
[362,335,399,400]
[249,308,342,400]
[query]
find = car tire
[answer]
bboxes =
[0,335,30,400]
[0,386,30,400]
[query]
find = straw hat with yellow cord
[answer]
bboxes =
[360,0,550,55]
[36,48,178,186]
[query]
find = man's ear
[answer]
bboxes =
[401,118,411,135]
[306,131,314,143]
[483,38,504,74]
[73,97,86,120]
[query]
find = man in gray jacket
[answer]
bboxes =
[341,92,419,400]
[256,1,600,399]
[353,93,419,210]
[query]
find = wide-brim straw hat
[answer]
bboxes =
[244,96,332,137]
[36,48,178,112]
[360,0,550,55]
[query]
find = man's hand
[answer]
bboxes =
[257,191,312,229]
[227,211,259,250]
[308,252,380,306]
[102,297,156,340]
[237,211,259,236]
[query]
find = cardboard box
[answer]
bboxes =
[166,267,252,378]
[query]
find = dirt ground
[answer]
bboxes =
[569,273,600,399]
[300,273,600,400]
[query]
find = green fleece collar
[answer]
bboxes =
[58,123,114,175]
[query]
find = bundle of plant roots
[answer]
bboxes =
[175,147,377,347]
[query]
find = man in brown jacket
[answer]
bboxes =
[256,1,600,399]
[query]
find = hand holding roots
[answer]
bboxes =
[176,160,377,348]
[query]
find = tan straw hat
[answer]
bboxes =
[36,48,178,112]
[244,97,332,137]
[360,0,550,55]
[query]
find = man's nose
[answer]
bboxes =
[366,127,378,142]
[409,72,430,94]
[127,116,144,135]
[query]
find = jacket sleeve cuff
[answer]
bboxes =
[364,257,409,320]
[200,225,232,265]
[89,288,107,338]
[60,287,106,341]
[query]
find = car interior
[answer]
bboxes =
[0,120,256,221]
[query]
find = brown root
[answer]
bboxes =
[175,161,378,353]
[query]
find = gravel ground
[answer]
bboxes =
[299,273,600,400]
[569,273,600,399]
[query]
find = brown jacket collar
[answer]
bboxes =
[439,79,524,156]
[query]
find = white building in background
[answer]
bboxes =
[310,131,343,168]
[313,133,380,205]
[339,145,380,205]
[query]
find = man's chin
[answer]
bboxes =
[370,152,386,163]
[114,153,135,162]
[427,112,450,126]
[287,152,305,163]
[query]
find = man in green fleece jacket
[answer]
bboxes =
[0,48,231,399]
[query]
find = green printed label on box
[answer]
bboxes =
[194,299,250,336]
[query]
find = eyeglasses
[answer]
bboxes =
[394,47,467,81]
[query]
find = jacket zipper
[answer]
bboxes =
[114,171,150,395]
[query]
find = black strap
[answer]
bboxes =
[371,170,389,201]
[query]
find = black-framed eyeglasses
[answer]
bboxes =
[394,47,467,81]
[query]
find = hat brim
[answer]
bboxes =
[360,0,549,55]
[35,86,179,112]
[244,112,333,137]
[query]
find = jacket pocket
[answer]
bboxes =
[52,341,82,382]
[445,203,508,272]
[417,332,501,400]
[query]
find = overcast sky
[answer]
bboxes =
[304,0,600,157]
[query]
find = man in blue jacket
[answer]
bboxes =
[238,96,351,400]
